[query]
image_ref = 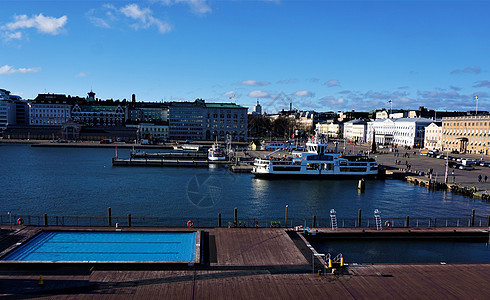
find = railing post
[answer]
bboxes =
[108,207,112,227]
[488,216,490,227]
[405,216,409,228]
[357,209,362,227]
[44,214,48,226]
[234,208,237,227]
[128,214,131,227]
[313,216,316,228]
[218,213,221,227]
[471,209,475,227]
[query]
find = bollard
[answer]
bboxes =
[357,209,362,227]
[38,275,44,287]
[405,216,410,228]
[340,257,344,267]
[358,178,365,192]
[318,270,321,276]
[471,209,475,227]
[234,208,237,227]
[218,213,221,228]
[128,214,131,227]
[328,259,332,268]
[108,207,112,227]
[313,216,316,228]
[487,216,490,227]
[44,214,48,227]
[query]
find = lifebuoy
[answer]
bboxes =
[17,218,24,225]
[385,220,391,227]
[187,220,194,227]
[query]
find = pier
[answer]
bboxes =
[1,225,489,298]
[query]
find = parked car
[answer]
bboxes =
[459,165,475,170]
[451,150,459,154]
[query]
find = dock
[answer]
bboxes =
[1,226,489,298]
[112,157,229,167]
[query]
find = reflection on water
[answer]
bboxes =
[0,144,489,218]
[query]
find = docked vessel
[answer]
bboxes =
[252,136,378,178]
[208,141,226,161]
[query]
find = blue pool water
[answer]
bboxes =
[2,231,197,262]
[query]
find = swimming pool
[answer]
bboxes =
[1,231,198,262]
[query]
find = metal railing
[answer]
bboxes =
[1,214,489,228]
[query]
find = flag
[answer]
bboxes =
[473,95,478,100]
[387,99,392,104]
[350,141,354,145]
[229,94,236,99]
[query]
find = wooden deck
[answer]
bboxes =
[0,227,489,298]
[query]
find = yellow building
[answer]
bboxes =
[442,115,490,155]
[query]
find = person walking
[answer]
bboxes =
[485,175,488,183]
[478,174,482,182]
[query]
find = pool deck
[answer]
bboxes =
[0,226,489,299]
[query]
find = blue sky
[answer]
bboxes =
[1,0,489,113]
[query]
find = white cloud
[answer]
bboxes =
[3,14,67,37]
[240,80,270,86]
[120,4,171,34]
[75,72,88,77]
[0,65,40,75]
[5,31,22,40]
[293,90,314,97]
[160,0,212,15]
[324,79,340,87]
[248,90,270,98]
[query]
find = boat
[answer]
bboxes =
[260,141,288,151]
[252,135,378,178]
[208,141,226,161]
[173,144,200,151]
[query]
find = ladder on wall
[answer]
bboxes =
[374,209,382,230]
[330,209,338,230]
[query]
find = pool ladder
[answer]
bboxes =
[330,209,338,230]
[374,209,382,230]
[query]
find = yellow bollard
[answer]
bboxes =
[328,259,332,268]
[340,257,344,267]
[38,275,44,287]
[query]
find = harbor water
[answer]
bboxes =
[1,144,490,219]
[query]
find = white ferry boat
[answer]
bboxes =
[208,141,226,161]
[252,137,378,178]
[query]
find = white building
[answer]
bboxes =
[29,94,73,126]
[367,119,395,145]
[424,122,442,151]
[343,119,367,142]
[367,118,433,147]
[316,122,342,138]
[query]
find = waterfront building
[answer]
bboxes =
[29,94,75,126]
[0,89,28,130]
[126,123,169,142]
[343,119,367,142]
[424,122,442,151]
[442,115,490,155]
[71,104,125,127]
[316,122,342,138]
[169,99,248,141]
[367,118,433,147]
[367,119,395,145]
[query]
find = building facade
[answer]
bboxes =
[71,104,125,127]
[1,89,27,130]
[169,99,248,141]
[343,119,367,142]
[442,115,490,155]
[29,94,74,126]
[367,118,433,147]
[424,122,442,151]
